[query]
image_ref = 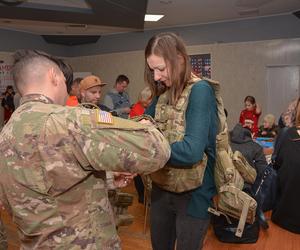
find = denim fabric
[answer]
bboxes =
[150,184,210,250]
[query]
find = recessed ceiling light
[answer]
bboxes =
[144,14,164,22]
[159,0,172,4]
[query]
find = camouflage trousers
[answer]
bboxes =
[0,216,7,250]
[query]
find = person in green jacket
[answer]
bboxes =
[144,32,218,250]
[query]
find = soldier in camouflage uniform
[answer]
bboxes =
[0,52,170,249]
[79,75,135,228]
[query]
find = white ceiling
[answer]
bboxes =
[0,0,299,35]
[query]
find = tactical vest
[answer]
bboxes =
[150,81,208,193]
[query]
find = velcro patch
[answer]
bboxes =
[80,114,91,126]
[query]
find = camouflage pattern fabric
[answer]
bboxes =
[150,82,208,193]
[0,94,170,249]
[281,98,298,127]
[202,78,257,238]
[82,103,135,229]
[232,151,257,184]
[213,130,257,227]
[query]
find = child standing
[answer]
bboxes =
[239,95,261,137]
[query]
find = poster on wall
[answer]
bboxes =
[190,54,211,78]
[0,61,14,94]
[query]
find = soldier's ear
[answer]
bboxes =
[49,67,62,87]
[48,67,58,86]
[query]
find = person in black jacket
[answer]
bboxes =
[271,98,300,234]
[230,123,267,178]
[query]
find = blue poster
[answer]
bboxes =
[190,54,211,78]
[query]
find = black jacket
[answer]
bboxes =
[271,127,300,234]
[230,124,267,177]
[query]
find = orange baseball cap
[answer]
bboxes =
[80,75,107,91]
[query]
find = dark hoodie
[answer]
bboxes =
[230,124,267,177]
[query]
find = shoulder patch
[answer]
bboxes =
[96,110,113,124]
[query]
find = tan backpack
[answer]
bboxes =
[202,78,257,238]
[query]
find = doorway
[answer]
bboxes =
[266,66,300,121]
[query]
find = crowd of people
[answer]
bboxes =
[0,32,299,250]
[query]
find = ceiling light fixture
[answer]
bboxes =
[159,0,172,4]
[144,14,164,22]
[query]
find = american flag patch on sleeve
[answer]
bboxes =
[97,110,113,124]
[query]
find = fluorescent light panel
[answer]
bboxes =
[144,14,164,22]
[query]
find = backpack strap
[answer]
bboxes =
[236,196,251,237]
[202,77,227,134]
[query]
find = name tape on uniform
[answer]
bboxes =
[97,110,113,124]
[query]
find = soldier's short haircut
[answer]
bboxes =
[13,50,73,94]
[12,51,61,93]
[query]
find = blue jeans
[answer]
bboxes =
[150,185,210,250]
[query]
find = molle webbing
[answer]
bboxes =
[151,81,207,193]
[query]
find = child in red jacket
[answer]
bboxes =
[239,95,261,137]
[129,87,152,118]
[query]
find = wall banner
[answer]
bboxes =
[0,61,14,94]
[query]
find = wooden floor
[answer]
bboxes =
[2,183,300,250]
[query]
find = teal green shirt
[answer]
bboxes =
[146,80,217,218]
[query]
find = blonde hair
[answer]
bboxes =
[138,86,152,102]
[263,114,276,127]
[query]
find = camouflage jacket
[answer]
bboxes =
[0,94,170,250]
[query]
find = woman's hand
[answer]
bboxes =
[139,119,153,126]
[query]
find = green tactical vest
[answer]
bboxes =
[150,80,208,193]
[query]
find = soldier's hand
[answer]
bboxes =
[138,119,153,126]
[113,172,137,188]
